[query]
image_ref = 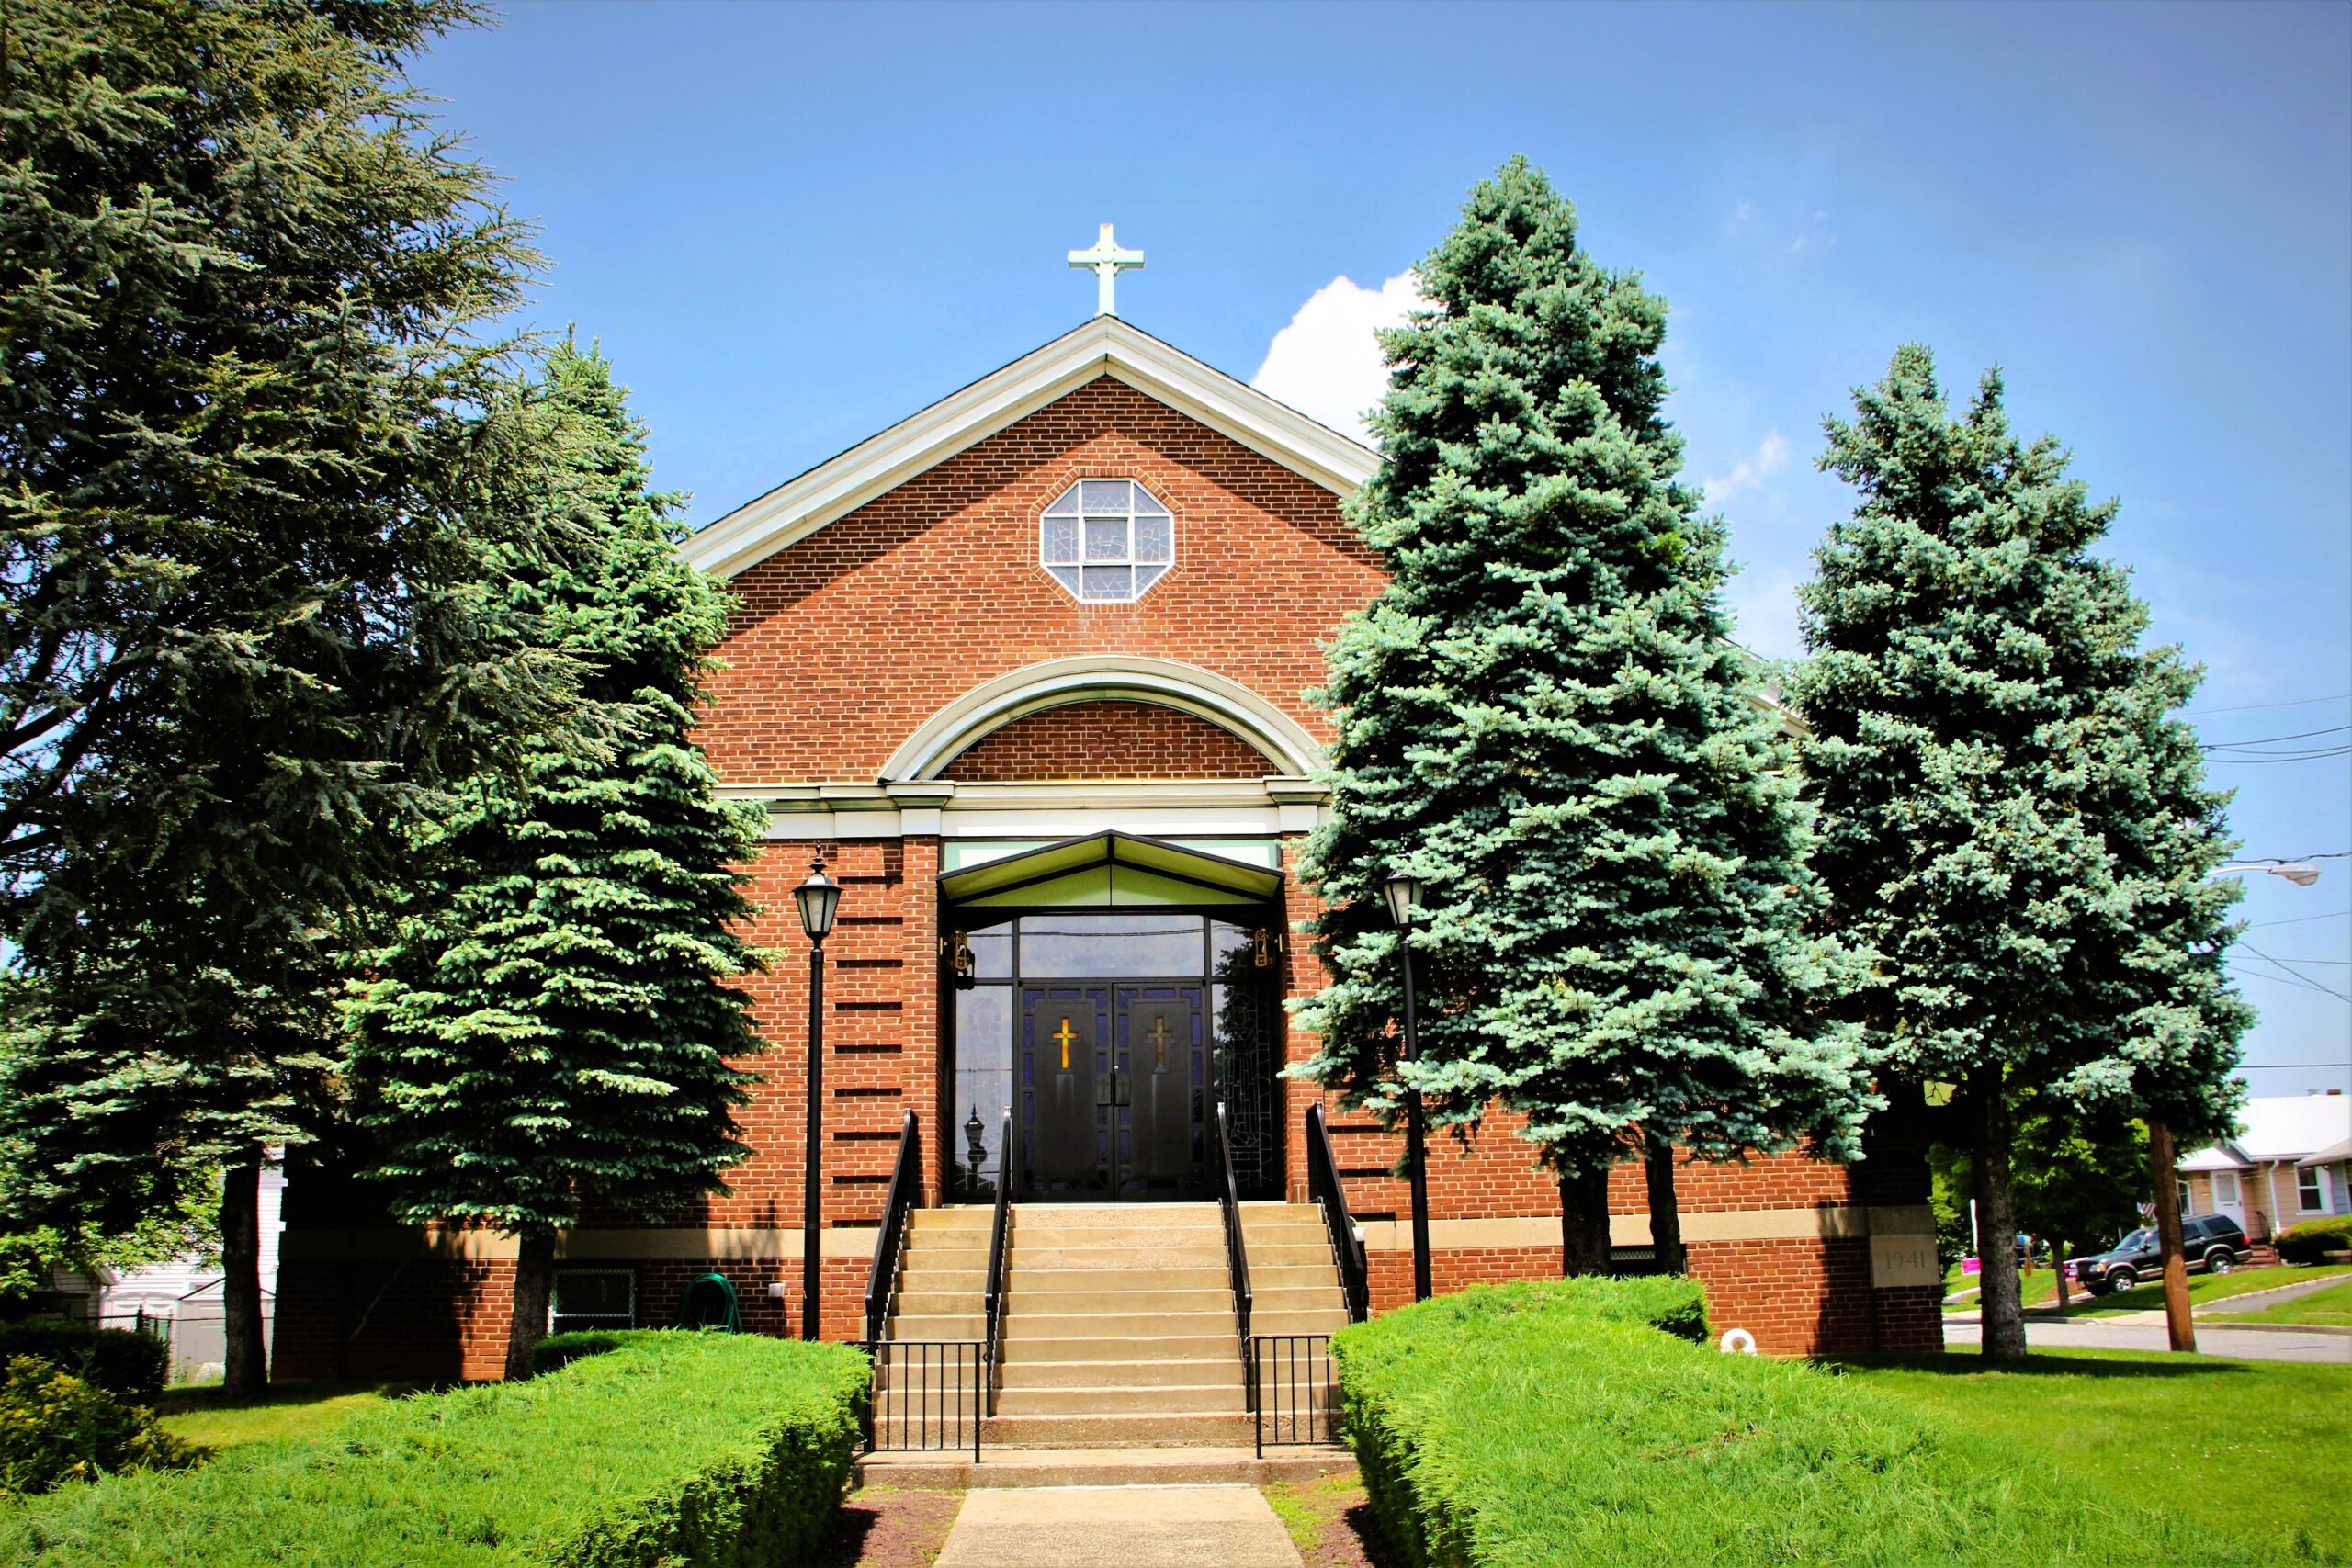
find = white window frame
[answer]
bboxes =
[2297,1165,2326,1214]
[548,1267,637,1334]
[1038,478,1175,604]
[2212,1171,2240,1208]
[2177,1179,2194,1216]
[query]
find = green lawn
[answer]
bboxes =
[1836,1348,2352,1563]
[153,1381,412,1450]
[2208,1277,2352,1326]
[2052,1264,2352,1319]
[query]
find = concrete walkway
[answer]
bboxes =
[932,1484,1305,1568]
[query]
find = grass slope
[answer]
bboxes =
[1836,1348,2350,1564]
[153,1383,409,1452]
[1333,1279,2275,1568]
[2052,1264,2352,1319]
[2207,1278,2352,1325]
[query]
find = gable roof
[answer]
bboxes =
[2181,1093,2352,1169]
[680,315,1381,581]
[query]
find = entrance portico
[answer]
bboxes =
[939,833,1288,1205]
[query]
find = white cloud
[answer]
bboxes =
[1250,271,1430,446]
[1702,431,1791,502]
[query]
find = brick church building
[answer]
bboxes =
[275,287,1942,1384]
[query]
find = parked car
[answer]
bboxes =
[2069,1215,2254,1295]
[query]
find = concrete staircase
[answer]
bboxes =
[877,1198,1349,1450]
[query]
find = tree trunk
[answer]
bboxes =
[1643,1130,1686,1275]
[1559,1167,1611,1276]
[504,1229,557,1382]
[1970,1065,2027,1359]
[2147,1122,2197,1354]
[220,1160,267,1399]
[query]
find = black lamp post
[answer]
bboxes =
[1383,871,1432,1303]
[793,855,841,1341]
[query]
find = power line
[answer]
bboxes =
[2247,910,2350,928]
[2235,941,2352,1002]
[2206,748,2351,763]
[2200,724,2352,750]
[2184,694,2350,716]
[2229,964,2341,998]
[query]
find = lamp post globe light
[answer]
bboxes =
[1384,871,1434,1303]
[794,856,840,1342]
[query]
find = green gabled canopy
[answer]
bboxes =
[938,831,1284,908]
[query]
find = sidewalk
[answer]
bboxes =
[931,1484,1306,1568]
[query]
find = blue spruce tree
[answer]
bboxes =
[1790,345,2250,1357]
[1297,161,1872,1270]
[346,344,767,1376]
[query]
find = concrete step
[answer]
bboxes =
[855,1445,1353,1489]
[910,1207,995,1228]
[1000,1358,1243,1390]
[1249,1312,1348,1337]
[1012,1246,1230,1269]
[889,1314,985,1339]
[1015,1267,1229,1293]
[1009,1286,1232,1314]
[1000,1334,1238,1364]
[895,1290,984,1315]
[995,1382,1245,1416]
[1004,1311,1235,1341]
[1254,1285,1345,1309]
[983,1410,1255,1448]
[1233,1243,1336,1268]
[1012,1230,1225,1250]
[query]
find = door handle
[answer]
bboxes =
[1095,1072,1112,1107]
[1111,1071,1132,1107]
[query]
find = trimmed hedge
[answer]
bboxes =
[2274,1213,2352,1266]
[0,1323,166,1404]
[1,1332,869,1566]
[1331,1277,2248,1568]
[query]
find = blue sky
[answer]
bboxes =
[415,1,2349,1098]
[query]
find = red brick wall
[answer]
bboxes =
[940,701,1273,782]
[699,377,1384,784]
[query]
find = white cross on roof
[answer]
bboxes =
[1068,223,1144,317]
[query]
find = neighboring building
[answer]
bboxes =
[273,288,1944,1386]
[97,1165,285,1383]
[2180,1092,2352,1241]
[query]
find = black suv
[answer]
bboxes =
[2070,1215,2254,1296]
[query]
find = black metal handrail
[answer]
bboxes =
[981,1110,1014,1415]
[1213,1100,1255,1405]
[1250,1333,1339,1454]
[1304,1103,1370,1323]
[863,1110,922,1345]
[864,1338,982,1461]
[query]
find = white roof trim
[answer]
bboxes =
[680,316,1380,581]
[880,655,1328,782]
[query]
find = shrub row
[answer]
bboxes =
[0,1322,166,1404]
[1,1331,870,1567]
[2273,1213,2352,1265]
[1330,1277,2249,1568]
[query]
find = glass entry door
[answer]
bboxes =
[1017,983,1206,1199]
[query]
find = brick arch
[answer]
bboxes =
[939,700,1275,783]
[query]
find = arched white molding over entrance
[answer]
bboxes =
[882,656,1326,782]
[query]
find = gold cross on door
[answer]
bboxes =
[1052,1017,1077,1070]
[1145,1016,1173,1069]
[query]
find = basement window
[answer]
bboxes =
[1040,479,1172,604]
[548,1268,636,1334]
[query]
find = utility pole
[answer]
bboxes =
[2148,1121,2196,1353]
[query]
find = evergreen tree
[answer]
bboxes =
[1295,160,1873,1269]
[1789,345,2249,1357]
[346,343,767,1379]
[0,1,569,1394]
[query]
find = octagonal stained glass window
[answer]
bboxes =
[1040,479,1172,604]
